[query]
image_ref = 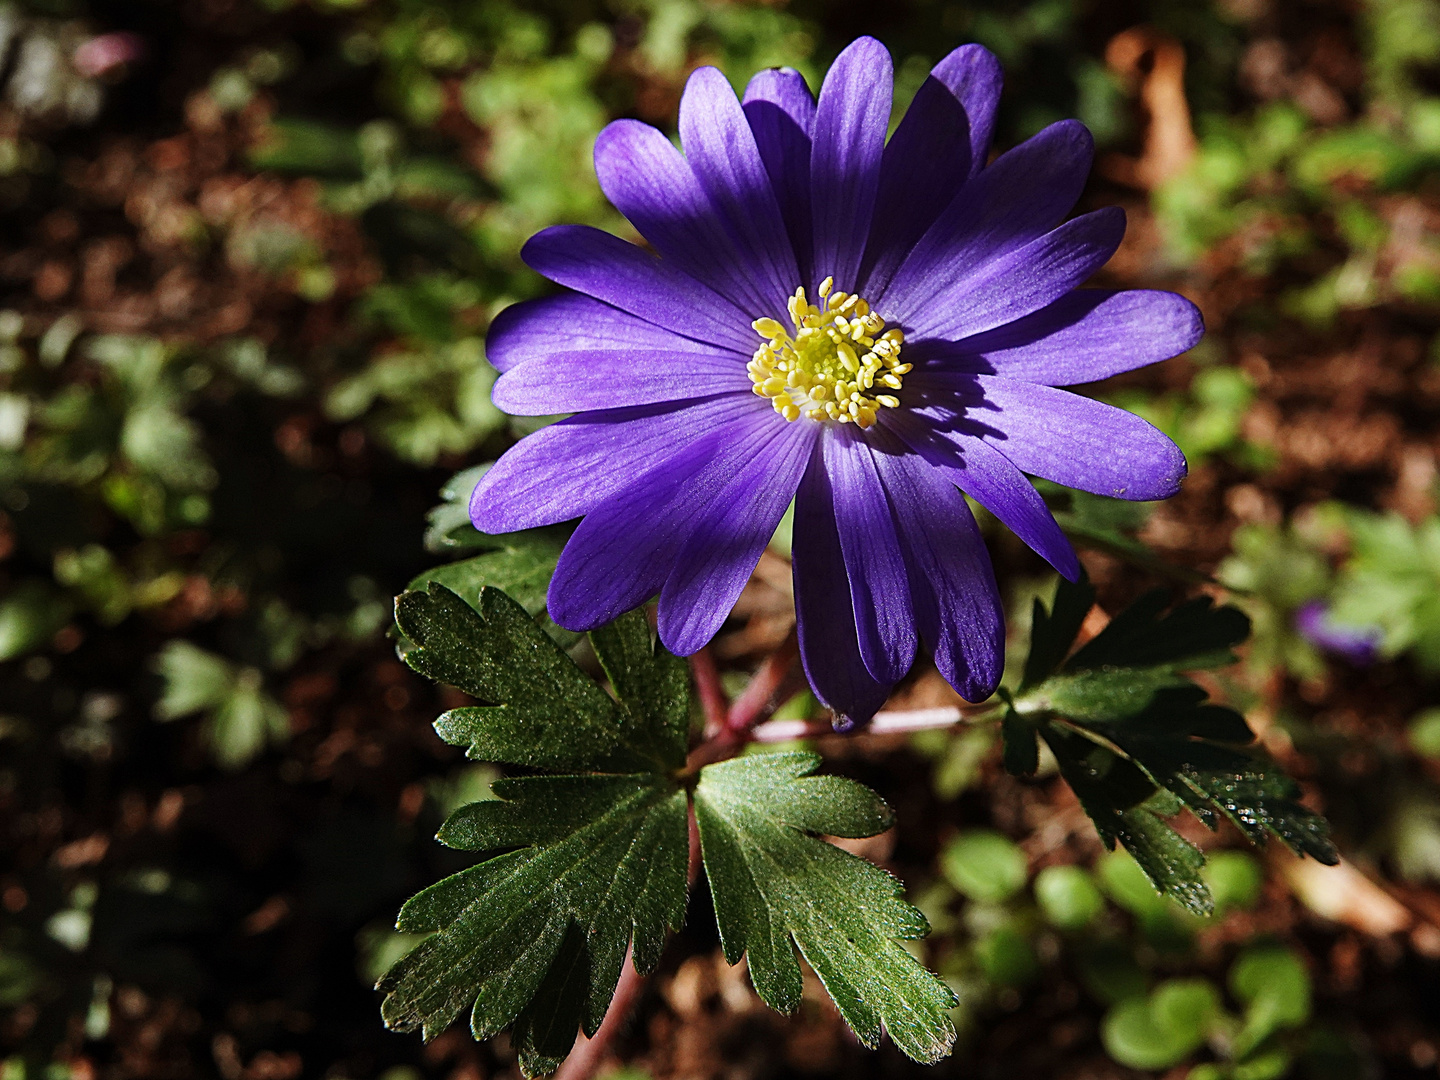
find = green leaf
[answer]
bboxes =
[379,774,689,1075]
[1046,726,1213,916]
[693,751,956,1065]
[974,925,1039,987]
[1230,946,1311,1057]
[1065,587,1250,673]
[248,118,364,176]
[389,587,953,1071]
[424,465,492,552]
[1203,851,1263,912]
[1000,709,1039,777]
[1021,574,1095,689]
[1010,579,1337,915]
[152,641,287,768]
[394,585,682,772]
[380,590,692,1076]
[940,830,1028,904]
[589,607,691,768]
[153,641,234,719]
[1100,694,1335,862]
[1033,865,1104,930]
[410,480,575,647]
[0,580,73,661]
[1102,978,1222,1070]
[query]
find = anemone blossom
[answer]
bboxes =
[470,37,1200,724]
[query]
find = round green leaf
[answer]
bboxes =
[1409,708,1440,758]
[1103,999,1191,1070]
[1102,978,1220,1070]
[974,925,1039,988]
[1204,851,1264,913]
[1034,864,1104,930]
[1152,978,1222,1039]
[1233,1046,1294,1080]
[1230,946,1311,1055]
[941,830,1028,904]
[1098,850,1172,919]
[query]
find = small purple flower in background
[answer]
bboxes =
[470,37,1200,724]
[1294,600,1383,666]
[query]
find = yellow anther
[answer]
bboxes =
[748,284,906,429]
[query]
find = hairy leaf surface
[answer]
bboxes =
[693,752,957,1064]
[380,589,690,1075]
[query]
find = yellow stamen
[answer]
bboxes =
[748,285,906,429]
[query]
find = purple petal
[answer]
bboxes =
[810,37,892,291]
[823,426,916,684]
[743,68,815,287]
[908,372,1187,500]
[594,119,777,317]
[1294,601,1382,665]
[492,348,751,415]
[546,412,793,634]
[881,408,1079,579]
[938,289,1204,385]
[859,45,1003,294]
[897,206,1127,342]
[469,394,761,532]
[792,450,893,725]
[679,67,800,318]
[521,225,757,354]
[485,292,748,374]
[867,444,1004,701]
[658,422,817,655]
[878,120,1095,314]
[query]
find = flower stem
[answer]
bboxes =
[725,629,799,734]
[553,810,704,1080]
[751,704,998,743]
[689,646,729,739]
[552,944,643,1080]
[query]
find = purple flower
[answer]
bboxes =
[470,39,1200,724]
[1293,600,1382,666]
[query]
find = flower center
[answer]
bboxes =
[747,277,909,429]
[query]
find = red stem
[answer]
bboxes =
[689,646,729,739]
[725,630,799,735]
[552,945,643,1080]
[552,810,705,1080]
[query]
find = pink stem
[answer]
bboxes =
[552,946,643,1080]
[751,705,978,743]
[552,809,705,1080]
[689,646,729,739]
[725,630,799,735]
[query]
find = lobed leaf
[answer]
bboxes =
[388,585,954,1072]
[395,584,626,770]
[379,773,689,1076]
[693,751,956,1065]
[410,526,575,649]
[1008,577,1337,914]
[381,593,693,1075]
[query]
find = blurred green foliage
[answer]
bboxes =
[3,0,1440,1075]
[1222,504,1440,676]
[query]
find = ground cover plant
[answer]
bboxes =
[1,1,1439,1079]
